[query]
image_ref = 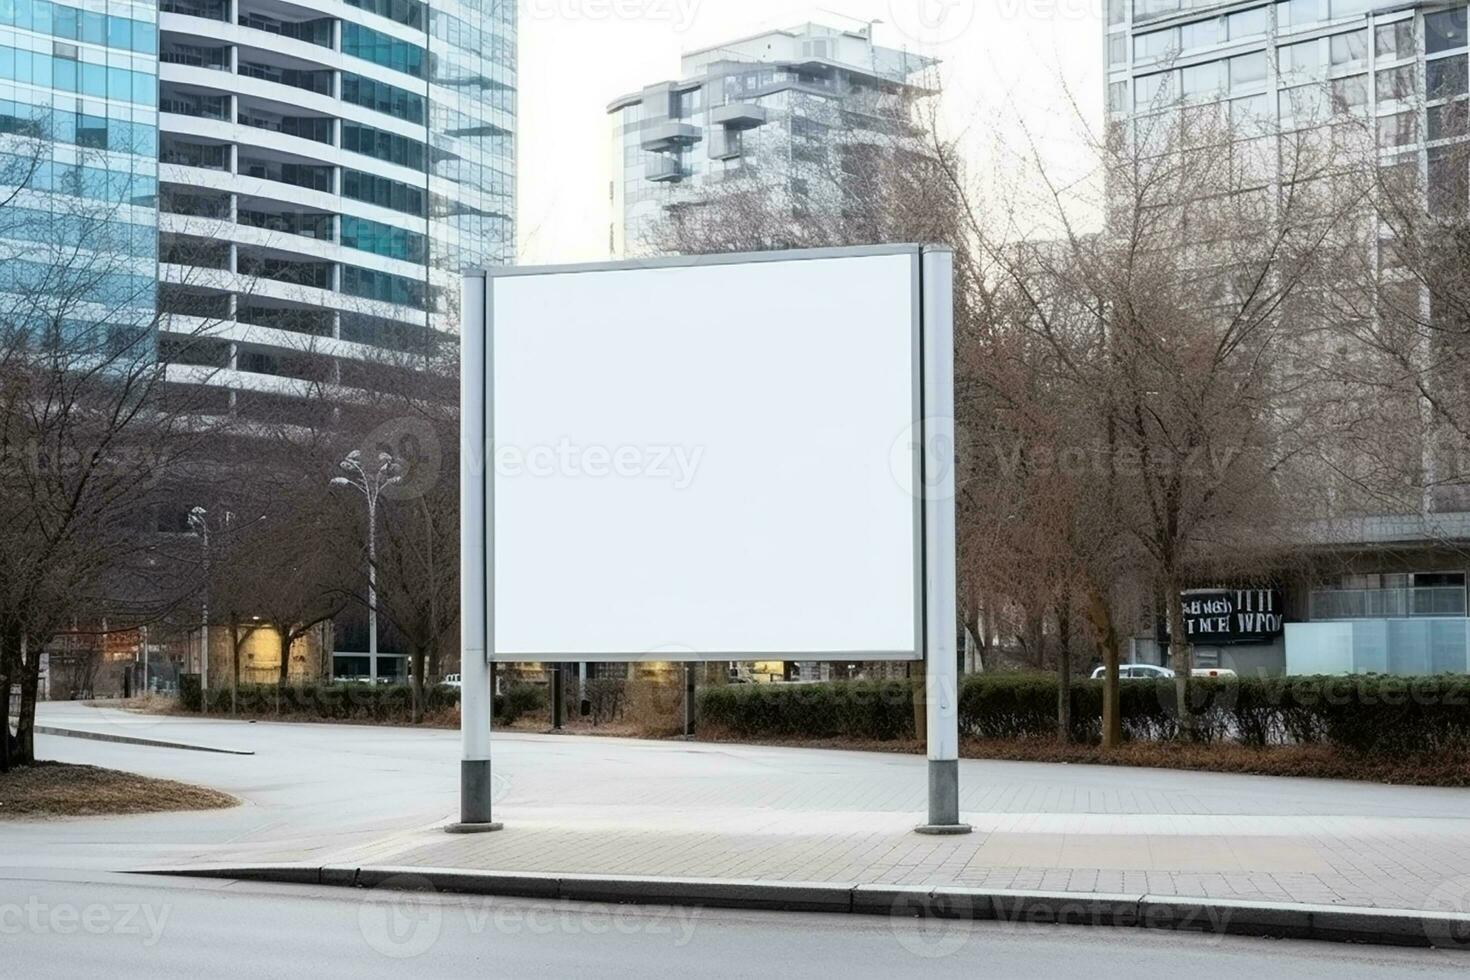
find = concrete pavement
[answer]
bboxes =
[16,702,1470,920]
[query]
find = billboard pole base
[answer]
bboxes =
[449,759,501,834]
[916,758,971,835]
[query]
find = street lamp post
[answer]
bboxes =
[332,450,403,686]
[188,507,210,710]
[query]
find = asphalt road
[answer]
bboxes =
[2,874,1466,979]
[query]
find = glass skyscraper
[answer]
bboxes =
[0,0,517,415]
[0,0,159,336]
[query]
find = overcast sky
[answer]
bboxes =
[516,0,1105,264]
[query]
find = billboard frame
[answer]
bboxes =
[454,244,967,835]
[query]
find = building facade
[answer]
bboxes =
[153,0,515,418]
[607,22,932,257]
[1108,0,1470,676]
[0,0,161,340]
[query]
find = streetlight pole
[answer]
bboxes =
[188,507,210,710]
[332,450,402,686]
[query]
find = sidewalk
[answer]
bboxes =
[32,703,1470,918]
[295,758,1470,916]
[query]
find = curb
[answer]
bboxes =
[130,864,1470,950]
[36,726,255,756]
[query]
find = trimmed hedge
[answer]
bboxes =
[179,676,547,725]
[698,680,917,740]
[697,673,1470,756]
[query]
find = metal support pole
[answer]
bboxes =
[916,247,970,836]
[451,273,501,834]
[367,494,378,687]
[552,664,564,730]
[683,663,696,738]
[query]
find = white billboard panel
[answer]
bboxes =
[472,246,933,662]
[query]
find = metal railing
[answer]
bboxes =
[1309,586,1468,620]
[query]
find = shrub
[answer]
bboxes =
[699,680,916,740]
[705,673,1470,756]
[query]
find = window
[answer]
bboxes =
[1377,110,1417,147]
[1181,18,1218,49]
[1108,0,1126,25]
[1182,61,1221,97]
[1427,8,1469,54]
[341,22,427,78]
[1135,0,1180,19]
[341,72,426,125]
[1330,73,1368,110]
[1134,71,1175,107]
[1109,80,1128,112]
[341,122,426,171]
[340,216,427,263]
[1108,33,1126,65]
[341,169,426,217]
[1227,7,1266,39]
[1277,0,1319,31]
[1230,93,1271,134]
[1331,29,1367,66]
[1280,83,1328,123]
[1375,20,1413,62]
[1329,0,1371,16]
[1430,54,1469,99]
[1430,99,1470,140]
[1229,51,1266,88]
[1282,39,1323,78]
[1377,64,1416,103]
[1136,27,1179,63]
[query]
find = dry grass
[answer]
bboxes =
[0,762,238,818]
[690,727,1470,787]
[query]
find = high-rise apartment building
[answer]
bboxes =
[1107,0,1465,183]
[607,22,933,257]
[1106,0,1470,675]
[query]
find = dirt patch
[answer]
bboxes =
[0,762,238,819]
[687,727,1470,787]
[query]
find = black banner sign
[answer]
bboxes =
[1160,589,1285,646]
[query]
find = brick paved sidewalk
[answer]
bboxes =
[318,759,1470,915]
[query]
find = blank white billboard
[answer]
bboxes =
[476,246,928,661]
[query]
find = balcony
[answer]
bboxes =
[161,91,230,121]
[710,102,767,129]
[239,60,334,96]
[161,0,228,20]
[238,11,333,48]
[238,208,335,241]
[640,120,702,153]
[238,111,334,145]
[160,137,230,170]
[645,155,688,182]
[1309,586,1468,620]
[237,156,333,193]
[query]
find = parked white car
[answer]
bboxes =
[1090,664,1176,680]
